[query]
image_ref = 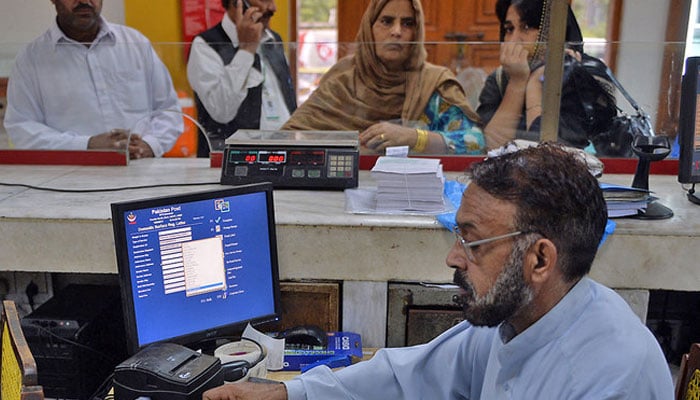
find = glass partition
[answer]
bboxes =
[0,39,689,161]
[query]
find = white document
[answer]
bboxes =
[242,323,285,371]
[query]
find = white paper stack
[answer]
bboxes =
[371,157,445,212]
[600,182,654,218]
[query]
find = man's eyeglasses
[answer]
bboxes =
[453,226,525,263]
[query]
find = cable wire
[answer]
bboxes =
[0,181,220,193]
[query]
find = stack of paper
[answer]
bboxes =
[371,157,445,212]
[600,183,654,218]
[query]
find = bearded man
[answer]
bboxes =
[204,143,674,400]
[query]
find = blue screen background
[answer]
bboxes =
[122,191,275,347]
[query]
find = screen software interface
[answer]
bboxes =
[121,191,276,347]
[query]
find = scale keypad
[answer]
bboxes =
[328,155,355,178]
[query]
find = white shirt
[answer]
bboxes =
[186,13,291,129]
[4,18,182,157]
[285,278,674,399]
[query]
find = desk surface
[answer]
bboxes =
[0,158,698,290]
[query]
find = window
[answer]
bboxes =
[297,0,338,103]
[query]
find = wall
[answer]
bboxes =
[0,0,124,76]
[617,0,671,118]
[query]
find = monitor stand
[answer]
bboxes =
[189,336,240,356]
[687,185,700,206]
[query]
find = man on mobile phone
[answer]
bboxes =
[187,0,296,157]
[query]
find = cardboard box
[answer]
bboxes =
[281,331,362,371]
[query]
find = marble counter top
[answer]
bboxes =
[0,158,698,290]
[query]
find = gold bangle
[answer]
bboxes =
[413,129,429,153]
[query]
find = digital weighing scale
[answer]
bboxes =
[220,130,360,190]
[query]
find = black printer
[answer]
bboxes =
[113,342,223,400]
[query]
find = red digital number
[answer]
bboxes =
[245,154,257,163]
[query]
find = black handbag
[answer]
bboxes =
[560,54,618,149]
[577,57,655,157]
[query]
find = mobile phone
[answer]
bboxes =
[233,0,251,12]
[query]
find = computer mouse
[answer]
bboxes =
[276,325,328,348]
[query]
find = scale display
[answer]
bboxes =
[220,130,359,190]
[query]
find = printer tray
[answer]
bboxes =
[113,343,223,400]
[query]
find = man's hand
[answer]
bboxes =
[87,130,154,158]
[202,381,288,400]
[233,1,264,54]
[127,134,155,159]
[88,129,130,151]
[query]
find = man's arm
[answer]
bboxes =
[187,37,262,124]
[202,381,288,400]
[4,50,91,150]
[137,44,183,158]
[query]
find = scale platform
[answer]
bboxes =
[220,130,360,190]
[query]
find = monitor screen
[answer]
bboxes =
[679,56,700,184]
[111,183,281,355]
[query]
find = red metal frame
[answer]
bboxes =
[0,150,128,166]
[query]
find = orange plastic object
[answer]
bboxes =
[164,91,197,158]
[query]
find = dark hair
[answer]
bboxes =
[468,143,607,281]
[222,0,231,9]
[495,0,584,52]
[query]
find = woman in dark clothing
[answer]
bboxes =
[478,0,616,152]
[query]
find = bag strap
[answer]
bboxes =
[602,65,644,114]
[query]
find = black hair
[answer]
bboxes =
[468,143,607,282]
[495,0,584,52]
[222,0,231,9]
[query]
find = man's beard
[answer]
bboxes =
[453,239,534,327]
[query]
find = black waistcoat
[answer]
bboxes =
[194,23,296,156]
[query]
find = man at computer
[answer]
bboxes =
[186,0,296,157]
[202,143,674,399]
[4,0,182,159]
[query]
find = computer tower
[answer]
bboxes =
[21,284,128,399]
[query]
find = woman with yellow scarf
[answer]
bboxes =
[283,0,485,155]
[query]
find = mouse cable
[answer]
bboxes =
[0,181,220,193]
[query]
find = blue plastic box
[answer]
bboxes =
[281,331,363,371]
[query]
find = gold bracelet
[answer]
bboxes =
[413,129,429,153]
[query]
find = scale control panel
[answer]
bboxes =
[220,146,359,189]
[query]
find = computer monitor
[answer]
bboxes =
[679,56,700,205]
[111,183,281,355]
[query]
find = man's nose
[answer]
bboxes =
[446,241,467,270]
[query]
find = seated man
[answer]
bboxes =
[4,0,182,159]
[203,143,674,399]
[187,0,296,157]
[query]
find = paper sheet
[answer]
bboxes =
[243,323,286,371]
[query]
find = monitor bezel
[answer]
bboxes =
[679,56,700,184]
[110,182,281,355]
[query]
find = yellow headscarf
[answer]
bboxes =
[282,0,480,131]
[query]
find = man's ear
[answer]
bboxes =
[525,238,557,284]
